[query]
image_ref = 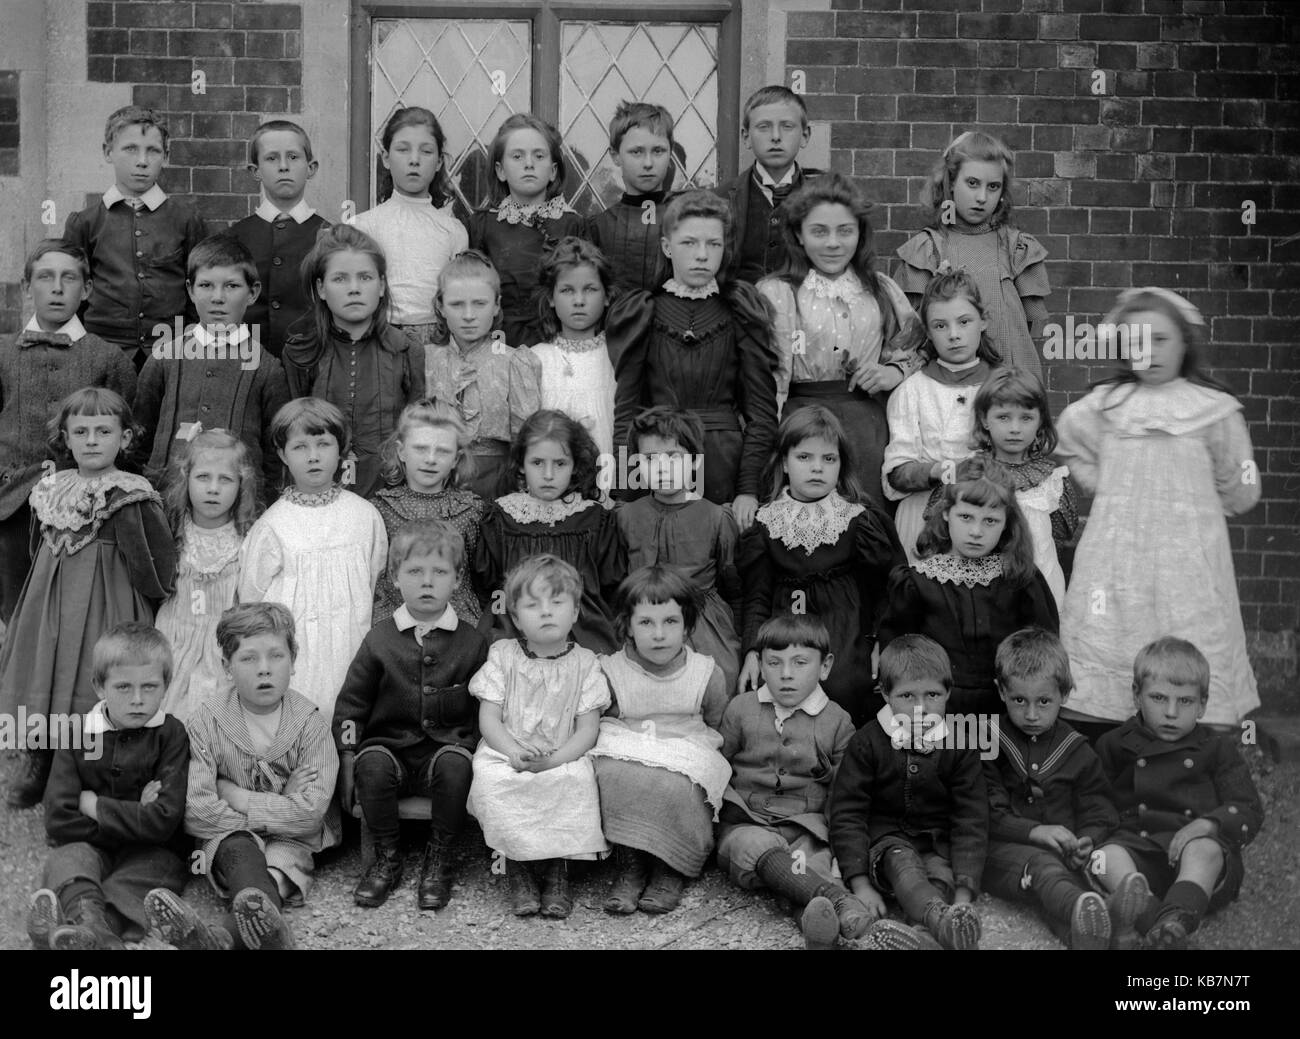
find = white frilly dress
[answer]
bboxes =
[1056,378,1260,726]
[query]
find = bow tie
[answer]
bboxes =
[18,330,72,348]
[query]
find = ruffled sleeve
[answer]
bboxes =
[878,274,925,380]
[756,276,798,407]
[1009,230,1051,331]
[237,514,285,603]
[1053,389,1105,495]
[882,374,933,500]
[607,290,656,448]
[1051,467,1080,547]
[116,497,178,604]
[876,564,925,650]
[507,347,542,440]
[894,229,943,300]
[468,643,508,704]
[1206,409,1261,517]
[576,653,613,716]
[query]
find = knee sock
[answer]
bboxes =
[1155,880,1211,932]
[753,848,829,909]
[880,846,946,926]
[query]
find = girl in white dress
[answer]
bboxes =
[238,398,387,724]
[468,555,610,920]
[1057,288,1261,730]
[883,267,1002,561]
[156,429,261,721]
[530,237,618,465]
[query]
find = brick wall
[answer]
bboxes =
[86,0,303,225]
[788,0,1299,712]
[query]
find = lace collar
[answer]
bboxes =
[550,331,607,354]
[282,484,342,508]
[180,518,242,576]
[30,469,159,554]
[495,195,568,225]
[497,492,597,525]
[805,268,864,302]
[519,637,577,661]
[913,552,1003,586]
[663,278,719,300]
[756,490,864,553]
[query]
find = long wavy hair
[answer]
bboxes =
[970,366,1057,457]
[534,237,614,342]
[377,106,456,207]
[300,223,391,345]
[760,404,869,505]
[924,129,1015,230]
[916,456,1036,587]
[918,268,1003,365]
[486,113,567,205]
[162,428,260,538]
[378,399,476,490]
[508,409,603,502]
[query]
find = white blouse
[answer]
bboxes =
[353,193,469,324]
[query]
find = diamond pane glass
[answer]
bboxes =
[370,19,532,212]
[559,22,719,217]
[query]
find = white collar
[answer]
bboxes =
[936,356,982,373]
[390,190,434,209]
[191,322,251,346]
[805,268,864,302]
[756,683,829,732]
[84,699,167,734]
[393,602,459,642]
[756,164,797,189]
[24,314,87,342]
[876,704,949,753]
[663,278,719,300]
[103,183,167,211]
[256,194,316,223]
[495,195,568,223]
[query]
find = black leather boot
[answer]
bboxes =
[51,895,125,951]
[417,829,456,910]
[603,845,650,915]
[353,839,404,908]
[540,859,573,919]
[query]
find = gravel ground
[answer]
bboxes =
[2,745,1295,951]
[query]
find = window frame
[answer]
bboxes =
[349,0,741,211]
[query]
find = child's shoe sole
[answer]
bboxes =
[27,889,59,949]
[144,888,233,950]
[50,924,98,951]
[1107,873,1153,950]
[938,903,981,950]
[232,888,294,950]
[800,896,841,950]
[1070,891,1112,951]
[857,919,937,951]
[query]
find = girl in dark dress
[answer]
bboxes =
[475,410,626,654]
[738,406,903,725]
[607,190,778,533]
[879,455,1058,717]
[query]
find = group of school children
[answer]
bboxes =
[0,83,1265,952]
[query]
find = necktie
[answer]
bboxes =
[18,330,72,348]
[769,183,794,204]
[126,196,145,211]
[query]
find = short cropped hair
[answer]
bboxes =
[613,565,701,643]
[502,554,583,618]
[248,119,313,165]
[104,105,169,150]
[387,519,466,581]
[742,85,808,130]
[187,232,259,287]
[878,635,953,694]
[92,622,174,690]
[609,100,675,151]
[752,615,832,659]
[268,396,351,458]
[1133,636,1211,700]
[629,406,703,457]
[24,239,91,283]
[216,602,298,662]
[995,627,1072,697]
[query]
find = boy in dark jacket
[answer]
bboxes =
[1093,637,1264,950]
[27,623,191,950]
[333,519,490,910]
[830,634,989,950]
[717,616,926,950]
[982,628,1119,949]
